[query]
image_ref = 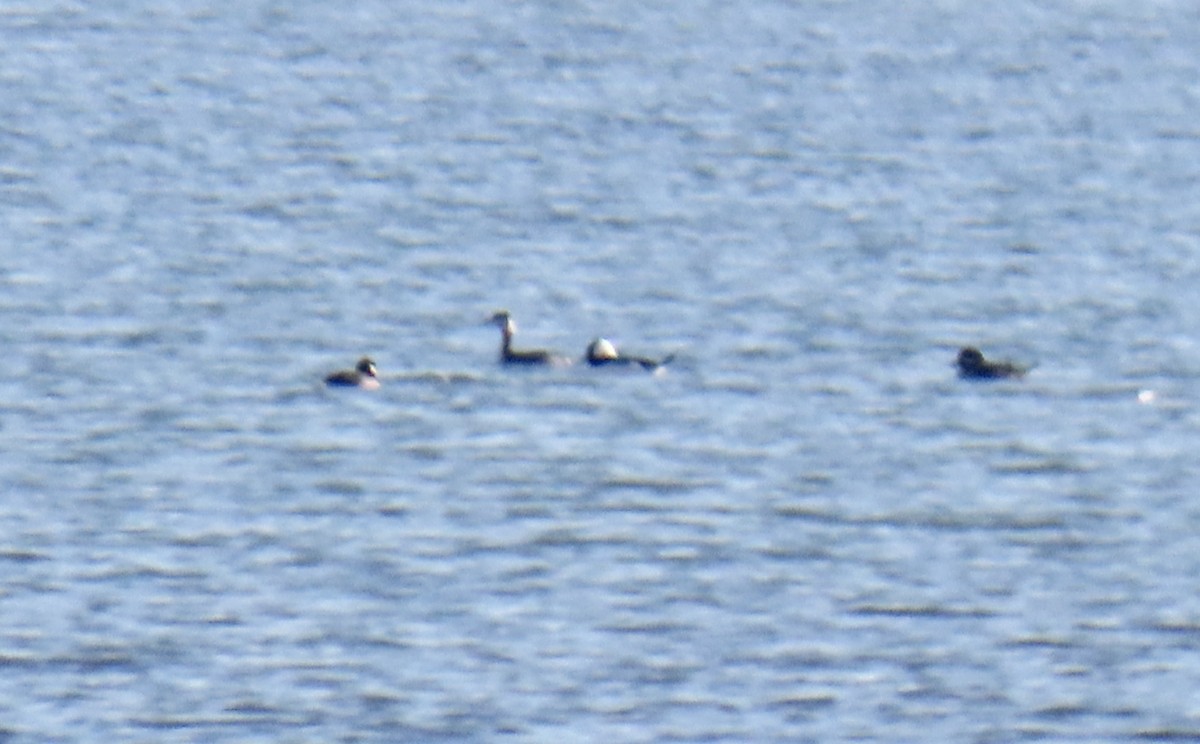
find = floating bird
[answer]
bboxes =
[487,311,569,366]
[325,357,380,389]
[956,346,1026,380]
[585,337,674,372]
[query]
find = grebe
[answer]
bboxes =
[956,347,1026,380]
[585,337,674,371]
[487,311,568,366]
[325,357,380,389]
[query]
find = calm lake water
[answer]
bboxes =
[5,1,1200,741]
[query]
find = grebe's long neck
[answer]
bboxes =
[500,325,514,356]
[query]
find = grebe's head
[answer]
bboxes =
[488,310,516,334]
[587,338,619,361]
[956,347,985,372]
[356,357,378,378]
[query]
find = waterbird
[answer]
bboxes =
[487,311,570,366]
[585,337,674,372]
[956,346,1026,380]
[325,357,380,389]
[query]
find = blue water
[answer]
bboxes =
[5,1,1200,741]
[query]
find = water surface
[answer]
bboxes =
[4,1,1200,741]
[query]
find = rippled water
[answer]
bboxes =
[6,1,1200,741]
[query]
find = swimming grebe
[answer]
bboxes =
[956,347,1026,380]
[325,357,380,389]
[487,311,569,366]
[585,337,674,371]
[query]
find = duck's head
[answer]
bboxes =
[356,357,378,378]
[487,310,516,335]
[586,338,620,361]
[956,347,985,373]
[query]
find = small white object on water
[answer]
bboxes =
[1137,389,1156,405]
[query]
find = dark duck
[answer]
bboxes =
[325,357,380,389]
[488,311,569,366]
[585,338,674,372]
[956,347,1026,380]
